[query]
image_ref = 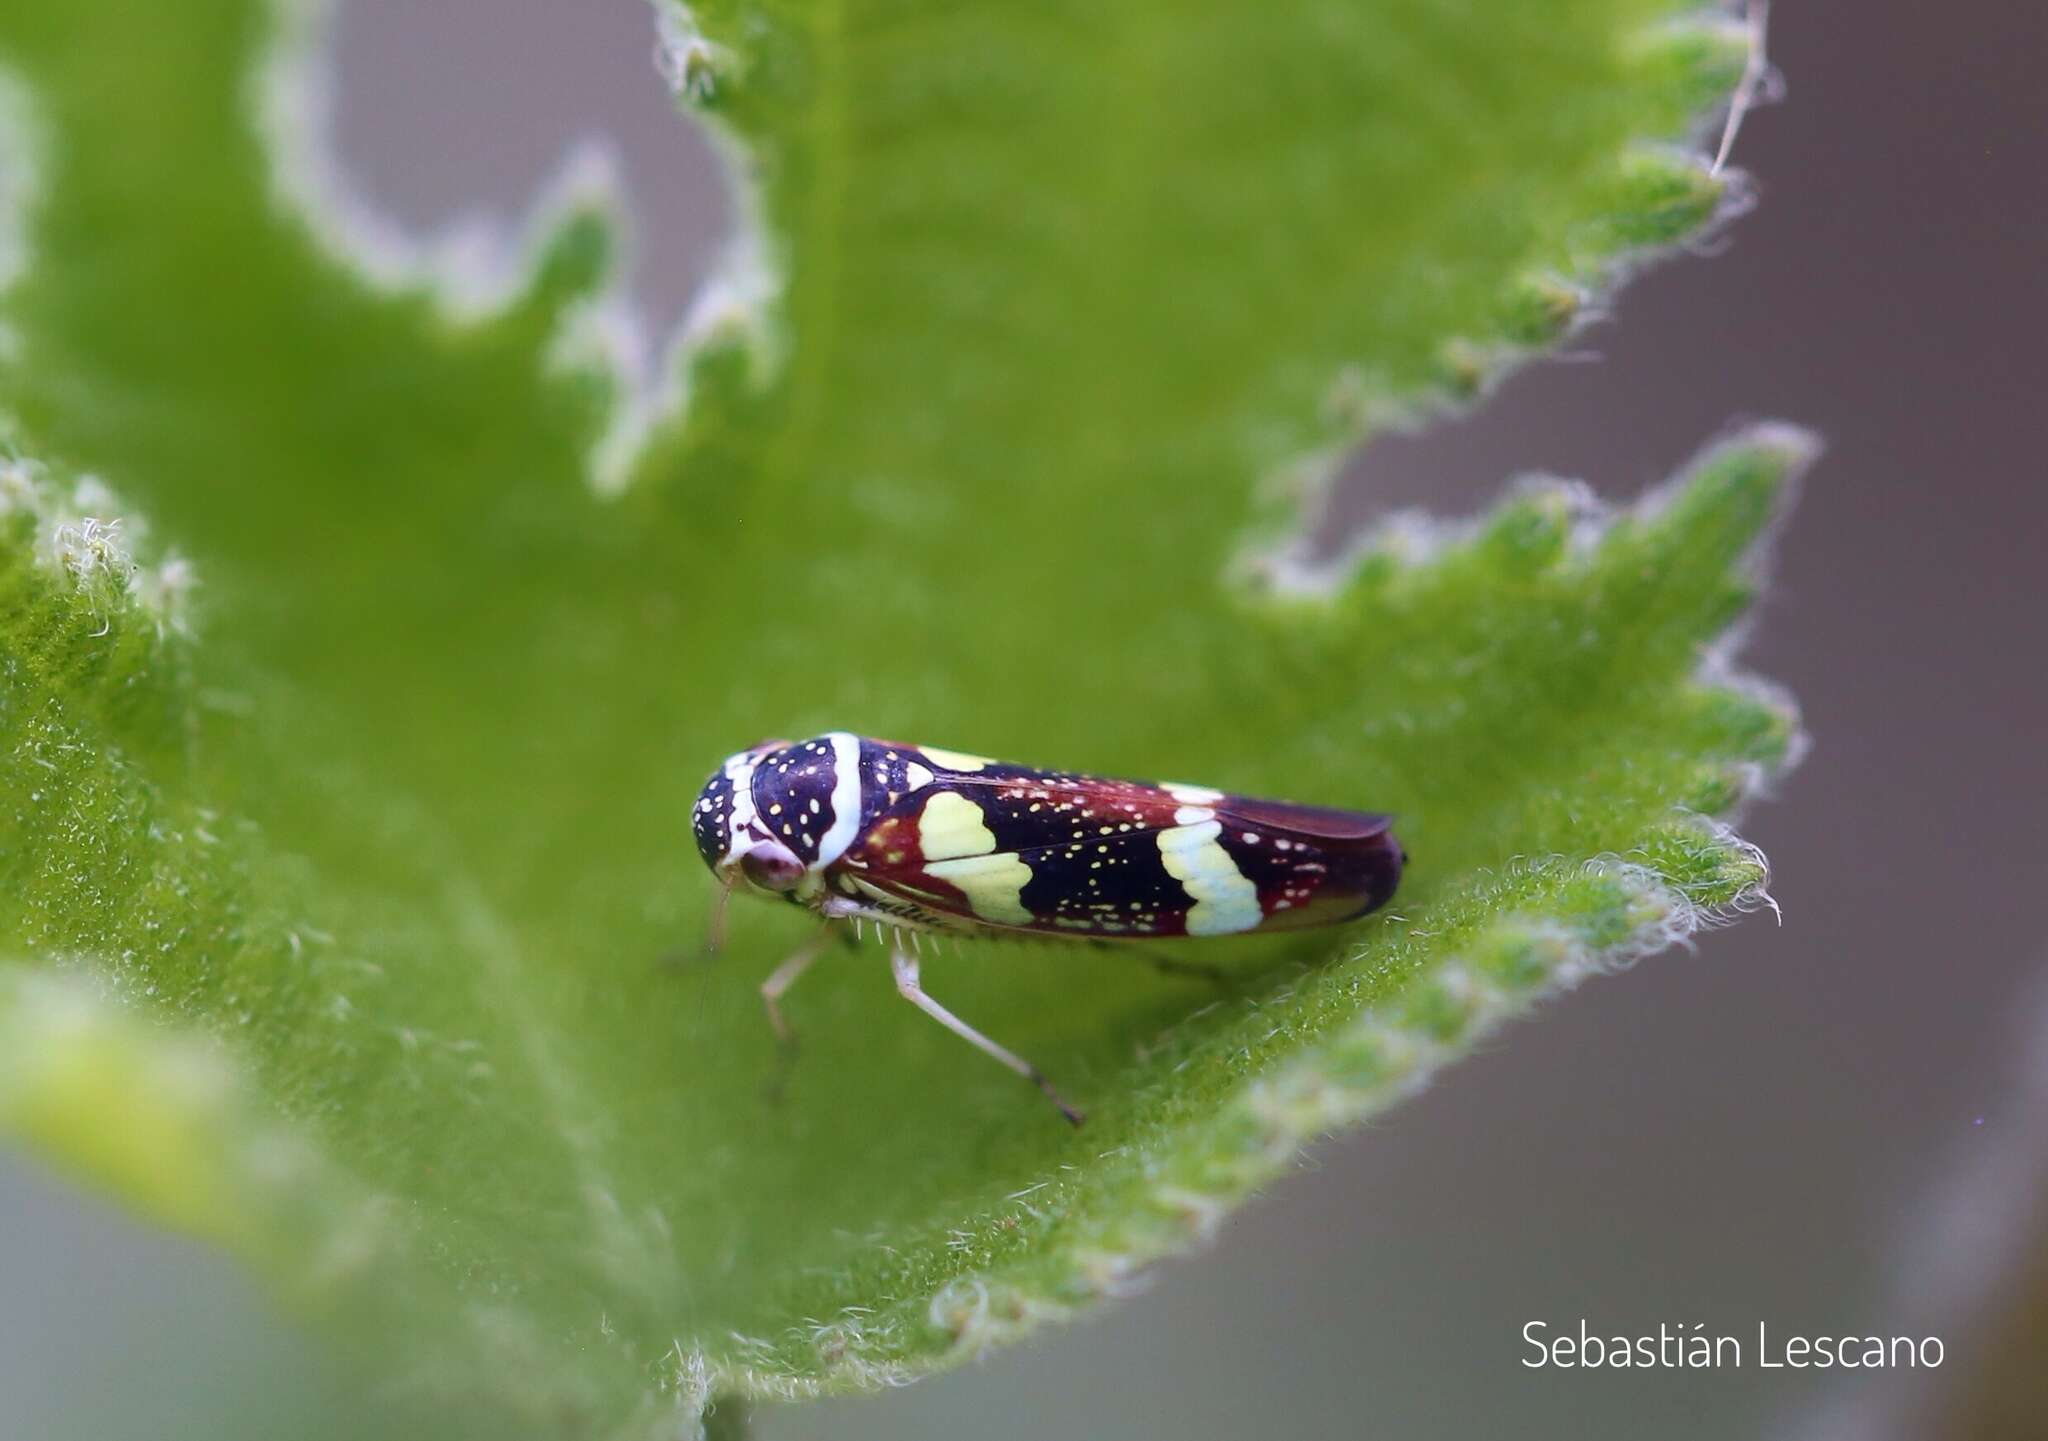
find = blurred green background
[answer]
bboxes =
[6,2,2045,1438]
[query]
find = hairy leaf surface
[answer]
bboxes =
[0,0,1797,1431]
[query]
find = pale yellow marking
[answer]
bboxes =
[917,790,998,860]
[903,761,935,790]
[1173,804,1216,825]
[1158,820,1262,936]
[1166,782,1224,806]
[920,745,991,773]
[925,853,1034,926]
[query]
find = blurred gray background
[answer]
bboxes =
[6,1,2047,1437]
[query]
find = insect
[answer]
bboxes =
[692,734,1405,1125]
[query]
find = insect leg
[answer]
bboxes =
[889,945,1083,1127]
[656,880,738,972]
[1087,939,1233,992]
[1141,951,1234,990]
[761,924,836,1048]
[703,877,736,956]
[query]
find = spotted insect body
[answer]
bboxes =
[692,733,1405,1124]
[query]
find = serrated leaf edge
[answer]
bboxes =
[657,427,1814,1408]
[251,0,784,494]
[0,1,1798,1426]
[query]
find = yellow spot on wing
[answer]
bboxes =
[920,745,991,773]
[917,790,997,860]
[925,853,1034,925]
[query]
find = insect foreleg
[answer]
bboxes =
[888,945,1083,1127]
[760,924,837,1048]
[703,877,736,956]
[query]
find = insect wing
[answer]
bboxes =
[1201,794,1403,932]
[835,767,1401,939]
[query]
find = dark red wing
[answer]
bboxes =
[1212,795,1396,842]
[835,763,1403,939]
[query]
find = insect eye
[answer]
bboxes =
[739,845,804,892]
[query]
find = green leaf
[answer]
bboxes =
[0,0,1799,1432]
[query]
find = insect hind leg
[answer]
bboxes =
[1088,939,1234,992]
[889,945,1083,1127]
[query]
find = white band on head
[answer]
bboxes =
[813,731,865,869]
[720,750,762,866]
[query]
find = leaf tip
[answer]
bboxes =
[654,3,741,107]
[521,144,631,314]
[1628,420,1816,592]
